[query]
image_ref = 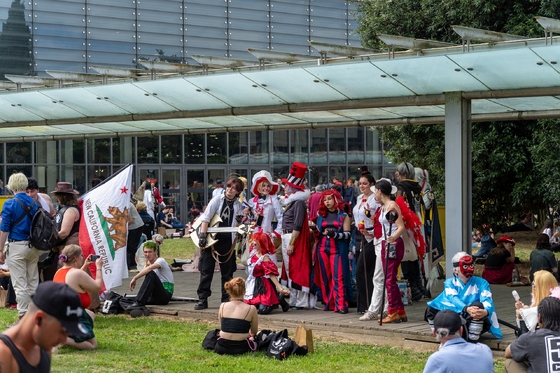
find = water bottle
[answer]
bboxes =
[512,267,520,283]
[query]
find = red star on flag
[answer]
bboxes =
[120,186,128,194]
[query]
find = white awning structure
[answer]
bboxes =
[2,21,560,277]
[0,33,558,143]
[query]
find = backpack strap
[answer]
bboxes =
[10,197,36,231]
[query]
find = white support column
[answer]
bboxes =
[444,92,472,278]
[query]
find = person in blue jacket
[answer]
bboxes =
[425,252,502,341]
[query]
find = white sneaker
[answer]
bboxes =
[468,320,484,341]
[359,311,377,321]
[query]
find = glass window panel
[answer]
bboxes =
[330,166,346,185]
[308,166,328,188]
[87,165,110,191]
[207,169,225,205]
[270,166,289,195]
[87,138,111,163]
[0,166,5,194]
[112,137,134,164]
[33,165,58,194]
[7,166,32,181]
[271,130,289,165]
[366,128,383,165]
[34,141,58,164]
[249,131,269,164]
[328,128,346,164]
[161,135,182,164]
[184,134,205,164]
[310,129,327,165]
[0,143,4,164]
[348,128,365,164]
[161,169,181,219]
[137,136,159,164]
[187,169,205,215]
[6,142,31,164]
[207,133,227,164]
[348,165,363,181]
[60,139,85,164]
[60,165,85,195]
[229,132,248,165]
[290,130,308,164]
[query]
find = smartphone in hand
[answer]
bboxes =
[90,254,100,261]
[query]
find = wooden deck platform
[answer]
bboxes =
[112,270,532,355]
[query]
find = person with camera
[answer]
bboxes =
[53,244,104,350]
[373,179,407,323]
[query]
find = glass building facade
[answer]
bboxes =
[0,0,394,222]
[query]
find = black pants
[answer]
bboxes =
[142,222,154,240]
[136,271,172,305]
[425,301,491,340]
[127,226,144,268]
[355,236,375,313]
[197,235,237,303]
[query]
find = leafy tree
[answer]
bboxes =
[350,0,560,230]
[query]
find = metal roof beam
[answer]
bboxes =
[46,70,103,82]
[90,65,148,78]
[536,16,560,33]
[247,48,313,63]
[376,34,456,50]
[190,55,258,69]
[137,60,202,73]
[307,41,377,57]
[4,75,62,88]
[452,25,527,43]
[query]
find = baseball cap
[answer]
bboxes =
[433,310,463,335]
[32,281,88,339]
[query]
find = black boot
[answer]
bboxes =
[258,304,274,315]
[278,294,290,312]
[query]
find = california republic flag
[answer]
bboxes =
[79,165,133,289]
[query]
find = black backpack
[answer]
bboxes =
[13,197,59,251]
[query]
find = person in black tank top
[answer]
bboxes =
[0,281,88,373]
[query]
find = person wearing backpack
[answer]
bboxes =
[0,173,40,320]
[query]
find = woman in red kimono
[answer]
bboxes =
[244,232,290,314]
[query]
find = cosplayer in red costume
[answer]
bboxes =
[280,162,315,309]
[312,189,352,314]
[244,232,290,314]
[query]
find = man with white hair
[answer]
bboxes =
[423,310,493,373]
[425,252,502,341]
[0,173,40,320]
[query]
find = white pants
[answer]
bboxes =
[281,233,315,308]
[368,241,387,314]
[7,240,41,317]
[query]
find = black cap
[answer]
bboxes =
[434,310,462,335]
[32,281,88,339]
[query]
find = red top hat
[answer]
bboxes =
[282,162,307,190]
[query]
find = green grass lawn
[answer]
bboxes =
[0,308,506,373]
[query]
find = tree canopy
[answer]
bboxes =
[351,0,560,230]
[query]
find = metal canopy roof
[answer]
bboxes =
[1,33,560,142]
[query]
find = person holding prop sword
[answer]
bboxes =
[194,177,245,310]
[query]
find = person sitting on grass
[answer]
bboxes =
[53,244,104,350]
[127,241,174,318]
[529,233,558,282]
[216,277,258,355]
[481,239,516,284]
